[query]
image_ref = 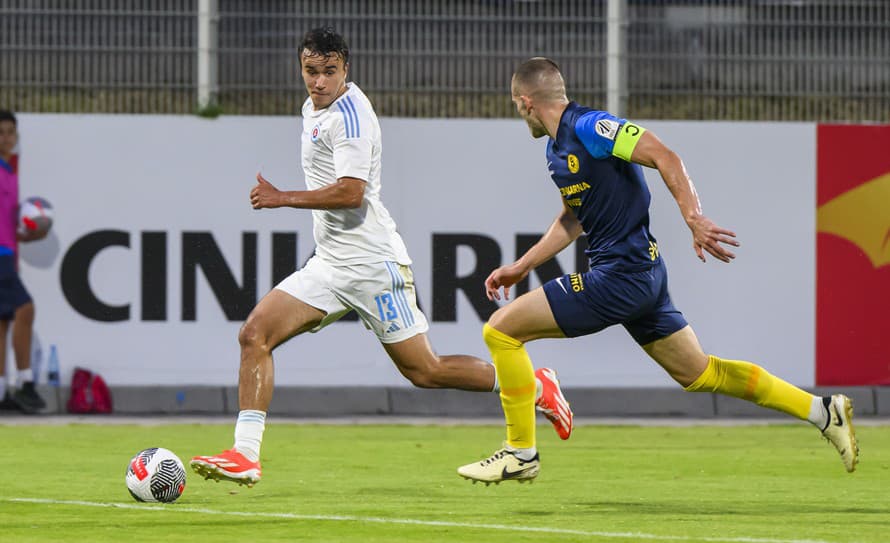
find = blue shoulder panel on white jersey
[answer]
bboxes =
[574,111,625,159]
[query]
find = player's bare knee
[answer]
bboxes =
[238,321,270,355]
[482,320,520,350]
[484,308,511,338]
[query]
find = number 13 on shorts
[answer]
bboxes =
[374,293,399,322]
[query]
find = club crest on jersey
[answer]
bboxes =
[310,124,320,143]
[567,154,580,174]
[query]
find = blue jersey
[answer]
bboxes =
[546,102,659,271]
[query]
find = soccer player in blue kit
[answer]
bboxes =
[457,57,859,484]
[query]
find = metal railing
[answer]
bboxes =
[0,0,887,121]
[0,0,197,113]
[626,1,890,121]
[212,0,606,117]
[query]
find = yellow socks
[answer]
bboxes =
[482,324,536,448]
[685,355,813,420]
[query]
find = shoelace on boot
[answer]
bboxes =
[479,449,510,466]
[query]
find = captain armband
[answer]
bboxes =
[612,121,647,161]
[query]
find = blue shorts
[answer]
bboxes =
[0,254,32,320]
[543,258,687,345]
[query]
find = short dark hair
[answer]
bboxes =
[0,110,16,126]
[512,57,566,101]
[513,57,562,88]
[300,27,349,65]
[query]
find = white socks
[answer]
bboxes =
[807,396,830,430]
[233,410,266,462]
[0,371,34,391]
[505,442,538,461]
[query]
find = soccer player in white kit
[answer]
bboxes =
[190,28,573,487]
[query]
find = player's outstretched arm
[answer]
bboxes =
[250,172,365,210]
[629,131,739,263]
[485,199,582,301]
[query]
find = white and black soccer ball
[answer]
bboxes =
[125,447,187,503]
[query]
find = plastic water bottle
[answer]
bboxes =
[31,343,43,385]
[47,345,60,387]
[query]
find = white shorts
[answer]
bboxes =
[274,256,430,344]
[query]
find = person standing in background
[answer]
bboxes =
[0,110,47,414]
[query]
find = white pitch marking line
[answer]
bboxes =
[4,497,846,543]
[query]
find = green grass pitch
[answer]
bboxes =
[0,421,887,542]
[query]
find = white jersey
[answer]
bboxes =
[300,83,411,265]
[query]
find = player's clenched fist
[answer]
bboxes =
[250,172,282,209]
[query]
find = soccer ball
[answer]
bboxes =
[125,447,187,503]
[18,196,53,236]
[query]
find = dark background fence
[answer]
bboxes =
[1,0,887,120]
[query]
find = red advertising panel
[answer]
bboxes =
[816,125,890,385]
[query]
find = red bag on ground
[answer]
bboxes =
[67,367,113,414]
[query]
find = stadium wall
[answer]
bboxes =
[11,114,875,415]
